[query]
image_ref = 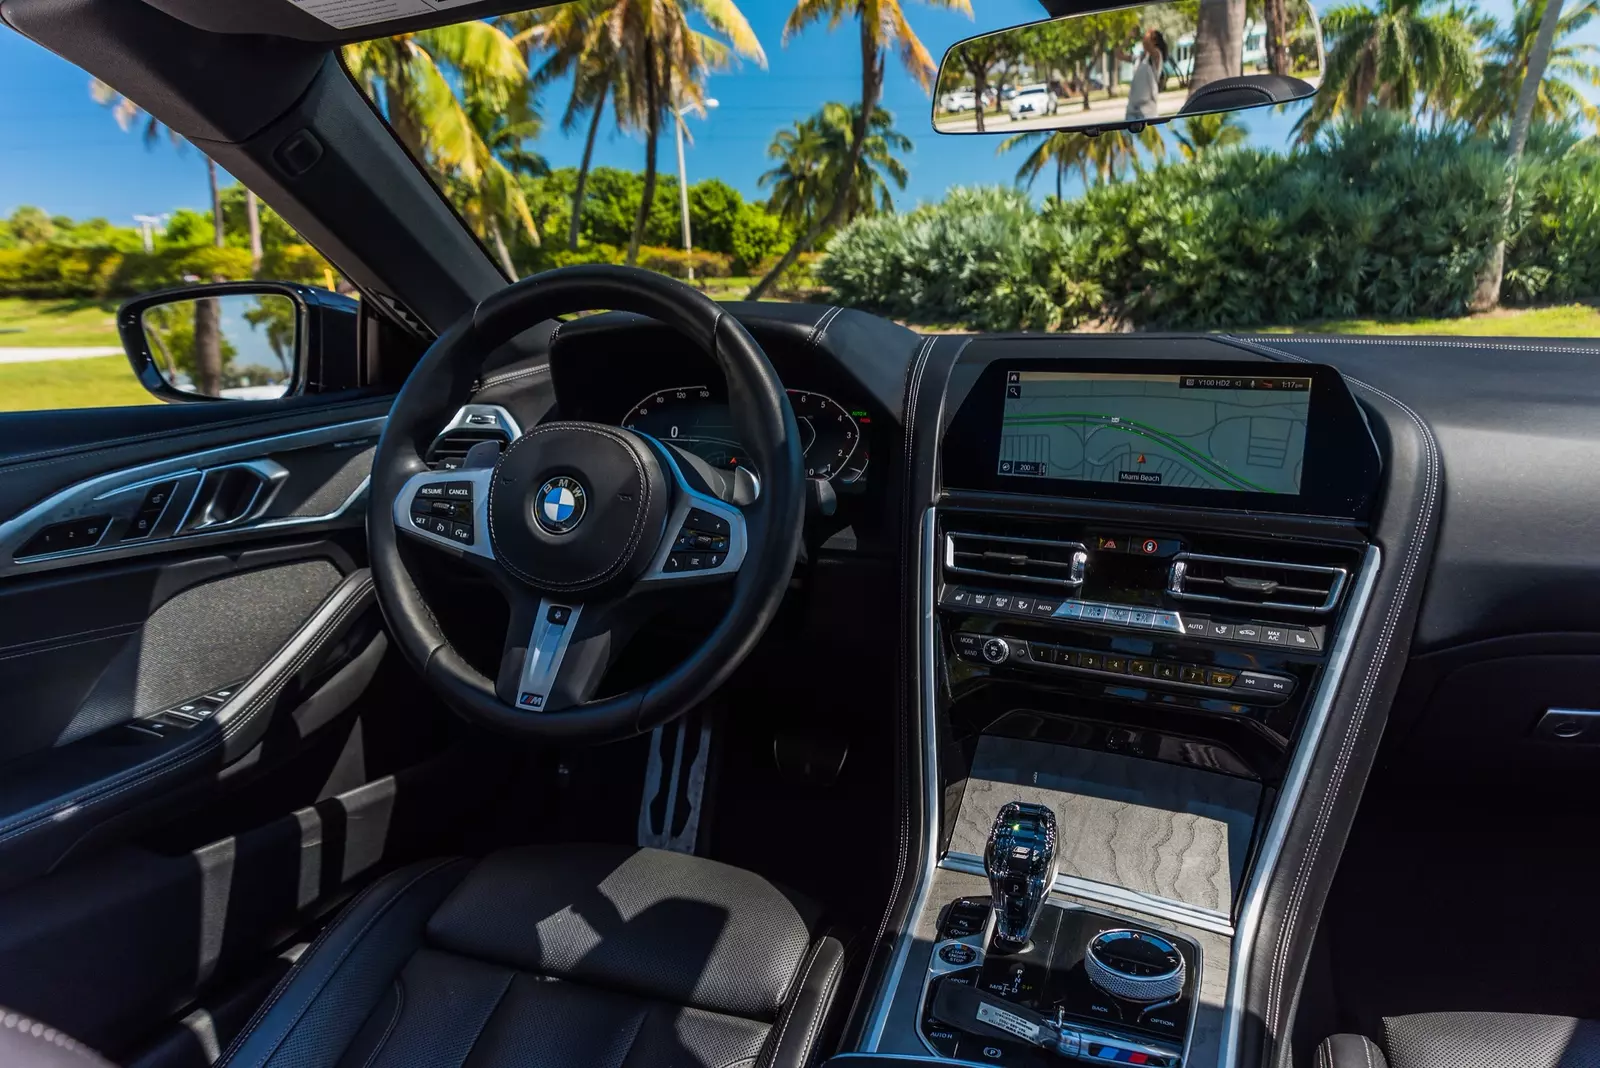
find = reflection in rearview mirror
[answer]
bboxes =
[141,294,298,400]
[933,0,1323,136]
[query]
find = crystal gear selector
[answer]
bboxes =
[985,801,1060,953]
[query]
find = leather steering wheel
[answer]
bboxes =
[368,265,804,743]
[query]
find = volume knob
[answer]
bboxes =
[981,637,1011,664]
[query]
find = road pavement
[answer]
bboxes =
[0,346,122,363]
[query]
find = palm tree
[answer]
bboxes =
[1293,0,1481,141]
[999,127,1164,197]
[90,82,228,251]
[1472,0,1572,309]
[1459,0,1600,130]
[1191,0,1246,93]
[510,1,632,251]
[343,24,541,272]
[1173,111,1250,159]
[761,103,911,229]
[747,0,972,298]
[589,0,764,265]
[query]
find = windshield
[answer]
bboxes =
[336,0,1600,338]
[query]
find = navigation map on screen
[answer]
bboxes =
[997,371,1312,494]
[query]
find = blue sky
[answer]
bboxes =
[0,0,1575,227]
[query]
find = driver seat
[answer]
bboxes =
[9,845,847,1068]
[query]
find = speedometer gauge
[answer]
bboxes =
[622,385,749,473]
[787,389,862,480]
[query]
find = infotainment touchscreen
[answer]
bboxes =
[997,371,1312,495]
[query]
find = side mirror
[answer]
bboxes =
[118,282,358,403]
[932,0,1323,136]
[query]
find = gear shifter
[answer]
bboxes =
[984,801,1059,953]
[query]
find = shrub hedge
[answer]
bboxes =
[0,245,256,299]
[819,114,1600,330]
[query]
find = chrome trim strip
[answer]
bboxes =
[860,505,941,1052]
[1167,551,1348,614]
[1218,543,1381,1068]
[0,418,384,577]
[941,853,1234,937]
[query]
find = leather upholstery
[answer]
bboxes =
[1320,1013,1600,1068]
[214,845,844,1068]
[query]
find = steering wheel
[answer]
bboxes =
[367,265,804,744]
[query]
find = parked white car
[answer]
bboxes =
[1007,86,1059,120]
[940,89,977,113]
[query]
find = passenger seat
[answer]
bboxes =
[1321,1012,1600,1068]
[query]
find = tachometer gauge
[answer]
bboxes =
[787,390,862,480]
[622,385,751,473]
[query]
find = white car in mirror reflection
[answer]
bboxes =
[1008,86,1059,121]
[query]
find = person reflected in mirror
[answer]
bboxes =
[1125,28,1169,121]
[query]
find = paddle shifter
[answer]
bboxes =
[984,801,1060,953]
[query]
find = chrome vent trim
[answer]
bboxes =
[1167,552,1347,613]
[426,404,522,469]
[944,531,1088,588]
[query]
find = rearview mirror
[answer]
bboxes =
[118,282,358,403]
[932,1,1322,136]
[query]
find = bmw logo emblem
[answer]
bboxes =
[534,476,586,534]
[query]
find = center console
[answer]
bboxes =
[852,341,1390,1068]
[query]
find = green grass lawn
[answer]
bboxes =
[0,355,157,412]
[0,297,122,348]
[1256,303,1600,338]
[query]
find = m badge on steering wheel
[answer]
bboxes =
[535,477,587,534]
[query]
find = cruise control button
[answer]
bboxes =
[428,517,450,536]
[416,483,448,499]
[444,482,473,499]
[410,512,432,530]
[449,522,473,544]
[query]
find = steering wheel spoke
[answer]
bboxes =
[392,466,496,561]
[494,592,629,714]
[634,443,749,587]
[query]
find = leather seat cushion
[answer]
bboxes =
[1320,1012,1600,1068]
[216,845,843,1068]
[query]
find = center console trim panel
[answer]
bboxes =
[858,506,1382,1068]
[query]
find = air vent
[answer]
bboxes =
[945,531,1087,587]
[426,404,522,470]
[1168,552,1346,613]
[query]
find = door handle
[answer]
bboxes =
[177,460,289,533]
